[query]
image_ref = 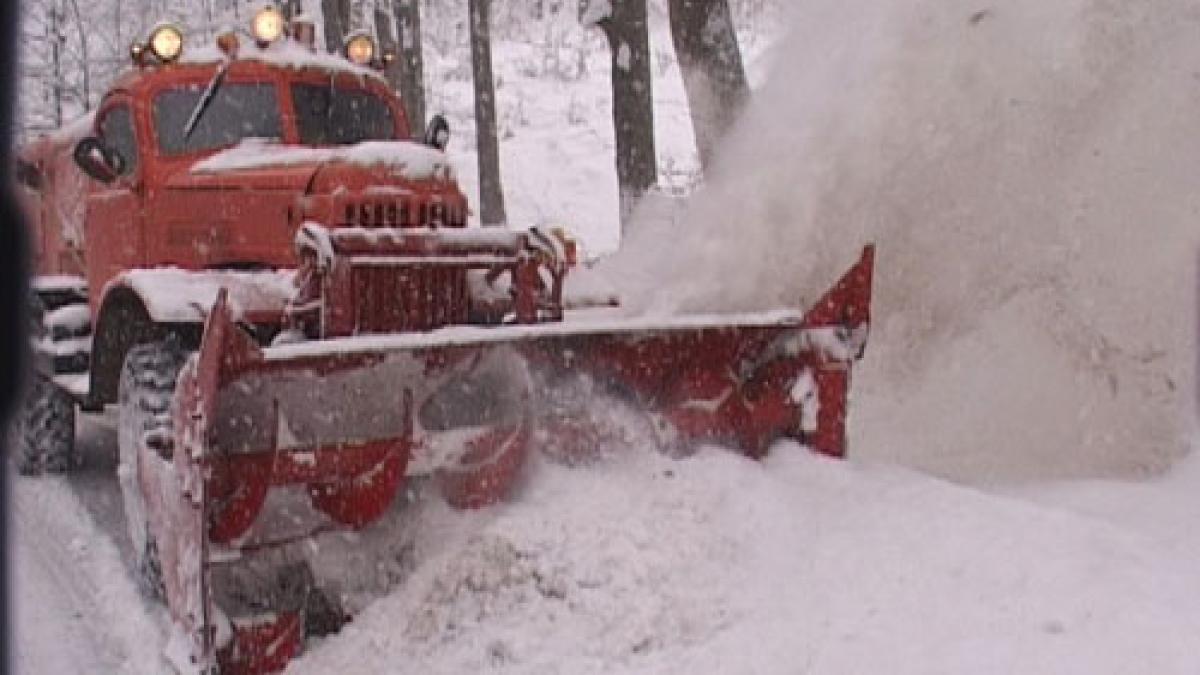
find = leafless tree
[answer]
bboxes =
[376,0,426,135]
[64,0,92,112]
[580,0,657,231]
[280,0,303,21]
[469,0,506,225]
[668,0,750,170]
[322,0,352,52]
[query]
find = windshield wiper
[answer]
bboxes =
[183,60,231,139]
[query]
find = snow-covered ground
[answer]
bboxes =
[14,426,1200,674]
[12,416,168,673]
[13,0,1200,673]
[289,442,1200,674]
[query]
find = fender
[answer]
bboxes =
[86,268,295,408]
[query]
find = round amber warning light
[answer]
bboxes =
[149,24,184,63]
[252,6,286,45]
[345,33,376,66]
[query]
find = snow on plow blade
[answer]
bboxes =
[155,245,873,673]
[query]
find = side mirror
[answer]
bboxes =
[423,114,450,151]
[73,137,125,184]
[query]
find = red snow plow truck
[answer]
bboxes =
[15,9,874,675]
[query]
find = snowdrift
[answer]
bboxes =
[292,446,1200,674]
[605,0,1200,482]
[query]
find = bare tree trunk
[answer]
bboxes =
[376,1,426,136]
[468,0,506,226]
[50,1,63,128]
[668,0,749,170]
[321,0,351,53]
[203,0,214,39]
[394,0,426,134]
[280,0,303,21]
[581,0,657,231]
[351,0,369,28]
[66,0,91,111]
[114,0,124,53]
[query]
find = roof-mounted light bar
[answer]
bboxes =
[133,8,390,70]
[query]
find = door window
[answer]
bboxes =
[99,105,139,177]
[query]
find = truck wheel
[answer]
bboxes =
[14,375,76,475]
[117,339,187,600]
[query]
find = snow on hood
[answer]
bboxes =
[168,160,319,192]
[192,139,455,183]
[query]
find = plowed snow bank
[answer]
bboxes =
[292,446,1200,674]
[605,0,1200,481]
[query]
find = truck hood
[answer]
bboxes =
[166,163,319,191]
[170,139,456,194]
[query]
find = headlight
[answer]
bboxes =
[344,32,376,66]
[149,24,184,63]
[252,5,286,45]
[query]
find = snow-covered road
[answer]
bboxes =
[13,414,1200,674]
[14,481,125,673]
[11,417,169,675]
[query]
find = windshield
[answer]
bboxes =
[291,84,397,146]
[154,82,282,156]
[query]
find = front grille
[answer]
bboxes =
[342,199,465,228]
[351,265,469,333]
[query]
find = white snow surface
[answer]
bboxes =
[192,139,454,181]
[578,1,614,28]
[16,434,1200,674]
[115,268,295,322]
[291,443,1200,674]
[31,274,87,294]
[12,477,169,674]
[43,303,91,333]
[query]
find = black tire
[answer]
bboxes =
[117,339,188,601]
[14,374,76,475]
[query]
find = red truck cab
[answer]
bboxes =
[19,21,470,420]
[76,48,466,312]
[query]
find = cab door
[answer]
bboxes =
[83,99,145,313]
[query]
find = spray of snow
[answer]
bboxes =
[603,0,1200,482]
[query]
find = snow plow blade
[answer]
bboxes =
[152,245,873,673]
